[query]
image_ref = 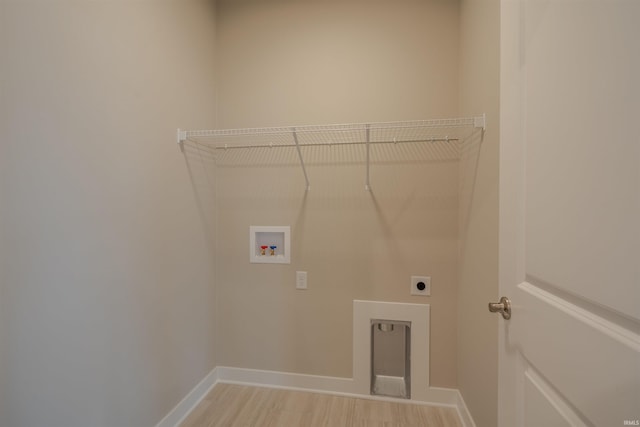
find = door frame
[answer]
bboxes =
[498,0,525,425]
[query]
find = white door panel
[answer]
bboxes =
[511,282,640,426]
[499,0,640,426]
[523,367,584,427]
[523,0,639,319]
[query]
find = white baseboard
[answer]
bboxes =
[217,366,462,406]
[154,367,219,427]
[157,365,475,427]
[216,366,356,395]
[218,366,471,423]
[453,389,477,427]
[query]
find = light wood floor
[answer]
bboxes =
[180,383,462,427]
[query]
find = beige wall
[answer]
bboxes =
[215,0,461,387]
[0,0,501,424]
[0,1,217,426]
[457,0,500,426]
[215,0,459,127]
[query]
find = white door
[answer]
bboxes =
[498,0,640,426]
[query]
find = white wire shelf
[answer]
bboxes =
[178,115,485,191]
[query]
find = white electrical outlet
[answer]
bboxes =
[296,271,308,290]
[410,276,431,296]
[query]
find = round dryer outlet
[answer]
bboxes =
[410,276,431,296]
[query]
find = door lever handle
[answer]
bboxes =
[488,296,512,320]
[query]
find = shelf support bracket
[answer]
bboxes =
[291,128,311,191]
[365,124,371,191]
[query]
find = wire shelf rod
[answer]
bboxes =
[179,116,483,143]
[210,137,461,150]
[177,115,485,191]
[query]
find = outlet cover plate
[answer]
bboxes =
[410,276,431,296]
[296,271,308,290]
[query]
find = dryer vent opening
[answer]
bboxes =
[370,319,411,399]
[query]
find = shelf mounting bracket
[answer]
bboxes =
[474,114,486,131]
[365,124,371,191]
[177,128,187,152]
[291,128,311,191]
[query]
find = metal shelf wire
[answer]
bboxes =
[178,115,485,191]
